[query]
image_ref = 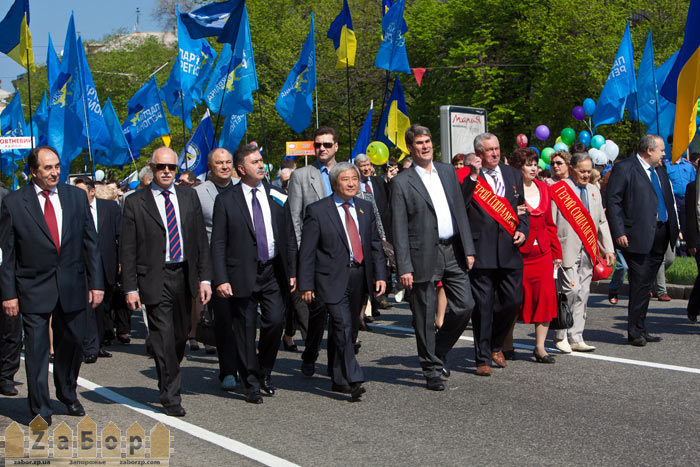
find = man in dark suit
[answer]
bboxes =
[211,144,292,404]
[74,177,121,363]
[461,133,529,376]
[120,147,212,416]
[684,174,700,321]
[298,162,386,399]
[391,124,476,390]
[0,146,103,424]
[606,134,679,346]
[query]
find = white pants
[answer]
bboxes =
[555,249,593,344]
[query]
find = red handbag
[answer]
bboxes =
[592,255,613,281]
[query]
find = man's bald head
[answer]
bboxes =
[149,146,178,190]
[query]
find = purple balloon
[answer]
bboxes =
[572,106,585,121]
[535,125,550,141]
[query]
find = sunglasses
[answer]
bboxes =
[152,163,178,172]
[551,161,565,166]
[314,142,335,149]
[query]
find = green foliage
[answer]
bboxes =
[665,256,698,285]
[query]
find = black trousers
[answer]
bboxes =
[0,311,22,385]
[84,284,113,356]
[23,304,85,418]
[302,298,335,368]
[212,294,238,381]
[470,267,522,366]
[688,251,700,318]
[230,261,285,393]
[409,242,474,379]
[112,289,132,336]
[622,223,669,339]
[145,264,190,408]
[285,289,308,339]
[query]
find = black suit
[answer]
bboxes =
[299,196,386,387]
[606,156,679,340]
[84,198,121,357]
[210,182,290,394]
[367,175,392,243]
[0,186,21,392]
[120,184,211,408]
[685,178,700,317]
[462,164,529,367]
[0,183,102,419]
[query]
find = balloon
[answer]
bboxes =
[541,147,554,164]
[561,127,576,146]
[129,180,139,190]
[555,136,563,144]
[528,146,540,156]
[553,142,569,152]
[602,141,620,161]
[591,134,605,149]
[95,169,105,182]
[583,98,596,116]
[538,159,547,170]
[589,148,607,166]
[572,106,586,121]
[578,130,591,147]
[516,133,528,148]
[535,125,550,141]
[366,141,389,165]
[545,164,550,170]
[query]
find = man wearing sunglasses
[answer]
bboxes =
[287,126,339,378]
[121,147,212,417]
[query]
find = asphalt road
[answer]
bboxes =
[2,292,699,466]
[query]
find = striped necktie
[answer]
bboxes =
[485,169,505,196]
[162,190,182,262]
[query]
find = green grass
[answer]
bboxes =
[666,256,698,285]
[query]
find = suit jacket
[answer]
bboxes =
[0,186,8,209]
[95,198,122,286]
[210,181,291,297]
[0,183,103,314]
[391,162,476,283]
[605,156,679,255]
[368,175,392,242]
[120,184,212,305]
[194,179,240,243]
[550,178,613,268]
[287,163,326,247]
[461,163,530,269]
[685,179,698,250]
[298,196,386,304]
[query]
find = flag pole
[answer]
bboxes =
[26,49,34,148]
[375,71,390,140]
[345,61,352,159]
[256,92,271,182]
[179,89,190,169]
[634,90,642,141]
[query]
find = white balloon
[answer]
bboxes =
[95,169,105,182]
[603,141,620,161]
[589,148,606,166]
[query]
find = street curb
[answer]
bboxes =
[591,279,694,300]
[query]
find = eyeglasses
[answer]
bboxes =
[314,142,335,149]
[551,161,565,166]
[152,163,178,172]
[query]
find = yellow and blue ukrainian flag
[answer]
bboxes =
[376,76,410,154]
[327,0,356,69]
[0,0,34,70]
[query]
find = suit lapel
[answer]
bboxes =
[205,181,217,204]
[633,157,655,192]
[22,184,53,244]
[57,185,73,243]
[174,186,188,244]
[500,164,516,202]
[263,183,280,242]
[327,197,351,253]
[233,184,255,236]
[406,167,434,211]
[143,188,165,230]
[309,166,324,199]
[435,164,458,217]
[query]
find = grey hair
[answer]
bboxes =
[405,124,431,146]
[138,165,153,182]
[330,162,360,188]
[474,132,498,153]
[638,134,662,155]
[570,151,592,168]
[354,153,370,165]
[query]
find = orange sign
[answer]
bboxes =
[286,141,315,156]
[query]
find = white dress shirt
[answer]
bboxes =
[333,194,360,262]
[89,198,98,234]
[481,165,503,193]
[414,164,455,239]
[34,182,63,245]
[241,182,276,259]
[151,183,185,263]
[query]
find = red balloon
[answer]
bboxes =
[516,133,528,148]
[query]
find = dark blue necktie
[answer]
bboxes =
[648,167,668,223]
[251,188,269,263]
[162,190,181,262]
[579,186,589,211]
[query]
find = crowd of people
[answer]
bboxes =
[0,122,694,424]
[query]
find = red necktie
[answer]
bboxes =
[341,202,363,264]
[41,190,60,255]
[364,180,372,195]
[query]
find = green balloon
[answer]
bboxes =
[538,159,547,170]
[591,134,606,149]
[561,127,576,146]
[541,147,554,164]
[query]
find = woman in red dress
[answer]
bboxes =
[507,148,562,363]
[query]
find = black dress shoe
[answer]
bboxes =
[65,401,85,416]
[98,349,112,358]
[436,354,450,378]
[628,336,647,347]
[350,383,366,400]
[643,334,662,343]
[117,334,131,344]
[426,377,445,391]
[354,341,362,355]
[84,354,98,364]
[45,415,52,426]
[282,338,298,352]
[163,404,186,417]
[260,376,275,396]
[246,391,263,404]
[301,361,315,378]
[688,312,698,323]
[331,383,352,393]
[533,351,555,364]
[0,382,18,396]
[503,349,516,361]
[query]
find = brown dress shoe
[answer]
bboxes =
[658,293,671,301]
[476,365,492,376]
[491,351,507,368]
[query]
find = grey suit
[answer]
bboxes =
[391,162,476,380]
[194,179,240,243]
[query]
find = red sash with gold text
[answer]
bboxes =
[550,180,599,261]
[472,177,519,237]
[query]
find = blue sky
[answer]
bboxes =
[1,0,163,91]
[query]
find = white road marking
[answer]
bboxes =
[368,323,700,375]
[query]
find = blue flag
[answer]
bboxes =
[204,5,257,116]
[626,31,655,122]
[218,112,247,154]
[48,12,84,181]
[327,0,356,69]
[0,90,28,173]
[31,89,48,146]
[122,77,171,154]
[160,54,196,132]
[176,6,216,98]
[77,36,110,151]
[648,51,680,148]
[275,14,316,134]
[94,98,133,167]
[46,33,60,90]
[352,102,373,160]
[191,41,217,103]
[381,0,407,33]
[179,110,214,180]
[374,0,410,74]
[180,0,245,44]
[593,22,637,130]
